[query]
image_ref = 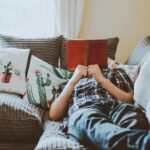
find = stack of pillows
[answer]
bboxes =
[0,35,150,114]
[0,35,66,111]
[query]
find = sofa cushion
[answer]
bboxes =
[26,55,73,110]
[134,52,150,114]
[35,121,85,150]
[108,58,140,83]
[0,34,63,68]
[127,36,150,65]
[60,37,119,69]
[0,143,36,150]
[0,93,45,142]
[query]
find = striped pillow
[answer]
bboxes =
[0,93,45,142]
[0,34,63,68]
[60,37,119,69]
[127,36,150,65]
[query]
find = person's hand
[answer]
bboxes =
[69,65,87,86]
[88,64,105,83]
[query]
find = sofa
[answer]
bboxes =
[0,34,150,150]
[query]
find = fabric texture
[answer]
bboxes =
[68,100,150,150]
[108,58,140,83]
[60,37,119,69]
[35,120,85,150]
[127,36,150,65]
[67,68,133,117]
[54,0,85,39]
[0,143,36,150]
[0,93,45,142]
[26,55,73,110]
[134,52,150,122]
[0,34,63,68]
[0,48,29,95]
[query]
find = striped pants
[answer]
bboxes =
[68,100,150,150]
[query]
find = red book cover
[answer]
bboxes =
[67,40,108,71]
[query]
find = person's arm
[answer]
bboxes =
[88,65,133,102]
[99,78,133,102]
[49,65,87,121]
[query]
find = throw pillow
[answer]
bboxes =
[127,36,150,65]
[134,52,150,114]
[108,58,140,83]
[0,34,63,69]
[60,37,119,69]
[26,55,73,110]
[0,48,30,95]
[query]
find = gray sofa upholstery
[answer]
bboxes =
[0,94,84,150]
[0,93,45,150]
[0,35,64,150]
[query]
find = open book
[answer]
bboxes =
[67,40,108,71]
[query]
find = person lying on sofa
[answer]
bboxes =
[49,64,150,150]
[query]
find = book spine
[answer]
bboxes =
[85,41,89,66]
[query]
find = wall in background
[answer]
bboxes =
[79,0,150,63]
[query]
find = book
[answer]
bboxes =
[67,39,108,71]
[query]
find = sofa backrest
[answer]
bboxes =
[127,36,150,65]
[0,34,63,73]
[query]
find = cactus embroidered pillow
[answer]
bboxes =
[26,55,73,110]
[0,48,30,95]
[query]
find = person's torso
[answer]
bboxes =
[68,68,133,116]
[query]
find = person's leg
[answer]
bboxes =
[109,100,150,130]
[68,104,150,150]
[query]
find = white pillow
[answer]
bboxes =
[26,55,73,110]
[134,52,150,122]
[0,48,30,95]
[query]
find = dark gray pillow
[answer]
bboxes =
[0,34,63,68]
[0,93,45,142]
[127,36,150,65]
[60,37,119,69]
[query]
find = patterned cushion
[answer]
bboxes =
[108,58,140,83]
[26,55,73,110]
[60,37,119,69]
[127,36,150,65]
[35,120,85,150]
[0,93,45,142]
[0,48,30,96]
[0,34,63,68]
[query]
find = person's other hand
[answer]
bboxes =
[69,65,87,86]
[88,64,105,83]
